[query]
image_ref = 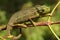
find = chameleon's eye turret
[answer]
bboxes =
[41,5,50,13]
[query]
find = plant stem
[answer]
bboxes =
[50,1,60,15]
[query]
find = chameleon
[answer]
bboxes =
[5,5,50,40]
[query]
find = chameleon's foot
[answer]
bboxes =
[14,24,27,28]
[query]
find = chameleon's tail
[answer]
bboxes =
[6,25,22,40]
[2,25,14,39]
[6,24,12,36]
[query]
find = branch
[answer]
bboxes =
[13,21,60,28]
[0,21,60,30]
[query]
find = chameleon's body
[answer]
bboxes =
[7,7,39,27]
[6,5,50,40]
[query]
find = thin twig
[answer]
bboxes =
[50,1,60,15]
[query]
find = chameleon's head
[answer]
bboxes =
[35,5,50,14]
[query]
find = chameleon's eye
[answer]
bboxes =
[40,9,44,13]
[42,9,44,12]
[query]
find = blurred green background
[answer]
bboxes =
[0,0,60,40]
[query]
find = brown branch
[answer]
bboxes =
[0,21,60,30]
[13,21,60,28]
[0,21,60,40]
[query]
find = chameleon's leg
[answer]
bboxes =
[14,24,27,28]
[29,18,36,27]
